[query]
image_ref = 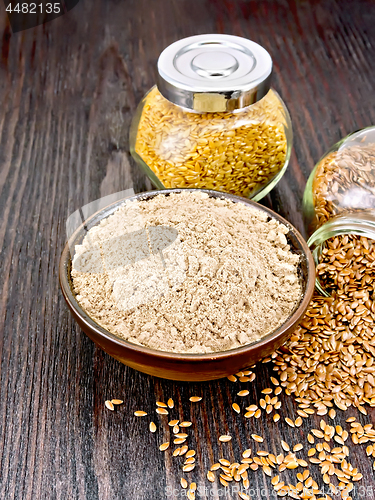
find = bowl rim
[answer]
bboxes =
[59,188,315,362]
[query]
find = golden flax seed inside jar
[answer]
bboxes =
[303,126,375,296]
[130,34,292,200]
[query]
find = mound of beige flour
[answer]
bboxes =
[71,192,302,353]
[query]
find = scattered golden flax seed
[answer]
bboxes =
[111,399,123,405]
[271,475,280,486]
[207,470,215,482]
[219,435,232,442]
[297,409,308,418]
[232,403,241,414]
[167,398,174,409]
[220,473,232,482]
[105,400,114,411]
[285,417,295,427]
[189,482,197,491]
[261,389,273,397]
[180,478,188,489]
[227,375,237,382]
[156,408,169,415]
[174,438,187,445]
[237,463,249,475]
[189,396,202,403]
[237,390,250,397]
[311,429,324,439]
[156,401,168,408]
[169,419,179,426]
[329,409,336,420]
[263,465,272,476]
[134,410,147,417]
[273,413,280,423]
[183,464,195,472]
[159,442,170,451]
[133,361,369,496]
[187,490,195,500]
[220,477,228,487]
[245,367,255,374]
[281,441,290,452]
[149,421,157,433]
[238,493,250,500]
[180,421,193,427]
[175,433,188,439]
[295,417,303,427]
[285,460,299,470]
[307,434,315,444]
[219,458,231,466]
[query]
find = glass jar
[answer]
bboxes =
[130,34,292,201]
[303,126,375,295]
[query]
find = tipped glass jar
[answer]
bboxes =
[303,126,375,295]
[130,34,292,201]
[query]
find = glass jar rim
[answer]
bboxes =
[307,211,375,296]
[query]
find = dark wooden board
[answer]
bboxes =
[1,0,375,498]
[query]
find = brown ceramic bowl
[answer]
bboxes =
[59,189,315,381]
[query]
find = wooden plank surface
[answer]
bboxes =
[1,0,375,498]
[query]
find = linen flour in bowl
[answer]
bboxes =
[71,191,302,354]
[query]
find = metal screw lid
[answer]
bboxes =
[157,34,272,112]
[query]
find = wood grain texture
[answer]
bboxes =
[1,0,375,498]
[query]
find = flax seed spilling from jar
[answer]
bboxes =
[273,232,375,413]
[135,87,288,198]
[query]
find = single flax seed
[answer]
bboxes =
[134,410,147,416]
[105,401,114,411]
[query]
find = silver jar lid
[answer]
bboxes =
[157,34,272,112]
